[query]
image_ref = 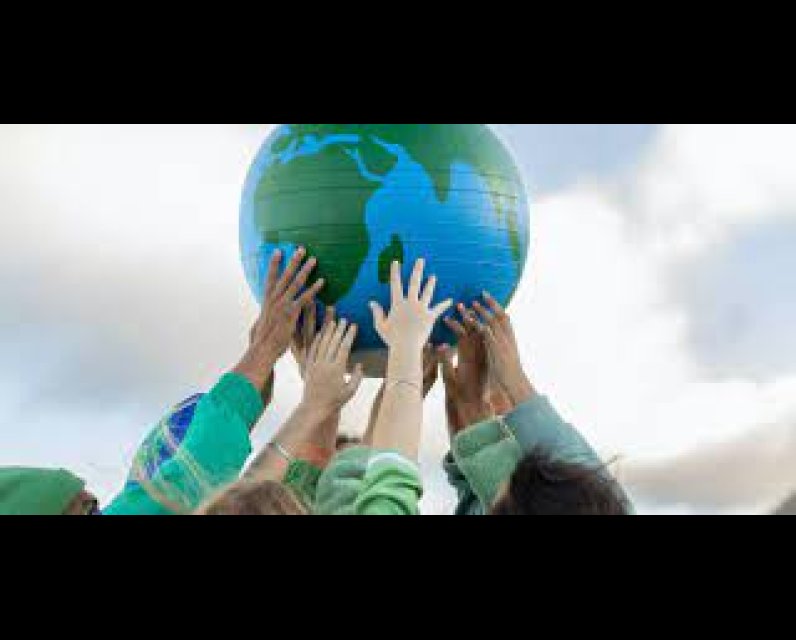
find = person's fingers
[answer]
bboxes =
[264,250,283,302]
[482,325,498,351]
[483,291,507,320]
[420,275,437,307]
[431,299,454,320]
[274,247,307,298]
[336,323,359,364]
[409,258,426,301]
[307,324,324,365]
[343,364,365,403]
[370,302,387,333]
[316,318,338,361]
[472,301,494,327]
[324,306,337,327]
[445,317,467,338]
[390,261,404,306]
[294,278,325,310]
[460,305,484,334]
[303,303,317,351]
[285,256,318,301]
[327,319,350,362]
[286,305,302,338]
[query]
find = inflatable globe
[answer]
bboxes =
[240,124,531,376]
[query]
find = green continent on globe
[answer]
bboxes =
[378,235,405,284]
[253,144,381,305]
[270,124,527,267]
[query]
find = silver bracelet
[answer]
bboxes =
[386,379,423,394]
[269,441,295,464]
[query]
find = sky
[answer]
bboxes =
[0,123,794,515]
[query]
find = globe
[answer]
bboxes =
[240,124,531,377]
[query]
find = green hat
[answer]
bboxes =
[0,468,86,516]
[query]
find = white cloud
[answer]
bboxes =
[1,124,795,515]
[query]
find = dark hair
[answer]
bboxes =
[491,450,629,516]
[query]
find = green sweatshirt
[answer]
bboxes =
[314,447,424,516]
[104,373,263,515]
[445,394,633,515]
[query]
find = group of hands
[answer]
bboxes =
[233,247,536,463]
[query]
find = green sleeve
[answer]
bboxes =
[283,460,323,510]
[503,396,603,468]
[452,395,634,513]
[505,396,635,513]
[315,447,423,516]
[104,373,262,515]
[443,453,484,516]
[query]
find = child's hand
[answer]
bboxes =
[469,292,536,409]
[370,259,452,353]
[235,248,325,392]
[301,319,365,420]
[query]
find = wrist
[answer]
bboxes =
[233,353,277,393]
[386,349,423,384]
[504,372,536,407]
[296,399,337,425]
[457,401,493,429]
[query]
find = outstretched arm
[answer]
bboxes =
[368,260,452,461]
[363,346,439,447]
[106,248,323,515]
[245,316,364,505]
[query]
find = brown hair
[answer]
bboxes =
[198,480,309,516]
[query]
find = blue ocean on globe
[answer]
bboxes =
[240,124,531,375]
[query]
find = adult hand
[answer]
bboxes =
[370,259,452,354]
[234,248,325,392]
[444,305,490,407]
[469,292,536,409]
[301,318,365,421]
[439,345,493,438]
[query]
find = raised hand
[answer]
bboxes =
[444,305,490,407]
[292,305,336,380]
[301,318,365,421]
[368,259,452,461]
[235,248,325,392]
[370,259,452,353]
[469,292,536,409]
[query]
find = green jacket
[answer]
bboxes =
[313,447,423,516]
[104,373,263,515]
[445,395,633,515]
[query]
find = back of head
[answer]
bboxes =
[0,467,87,516]
[491,451,629,516]
[199,480,309,516]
